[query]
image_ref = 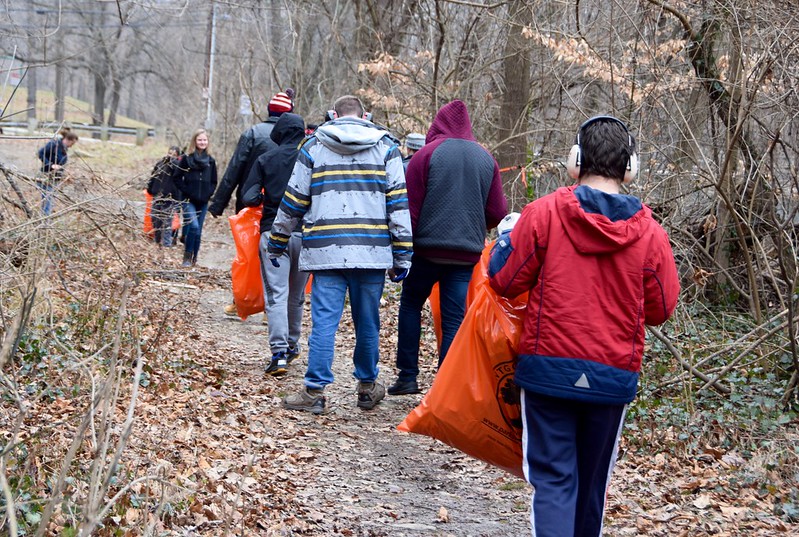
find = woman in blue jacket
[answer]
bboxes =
[172,129,217,267]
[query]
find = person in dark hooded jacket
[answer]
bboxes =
[210,89,295,316]
[147,145,182,247]
[172,128,218,267]
[388,100,508,396]
[241,113,310,377]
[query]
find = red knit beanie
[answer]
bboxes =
[268,88,295,115]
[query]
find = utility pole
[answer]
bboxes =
[203,1,217,130]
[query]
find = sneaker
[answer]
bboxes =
[286,346,301,364]
[357,381,386,410]
[265,352,288,377]
[224,303,237,316]
[387,378,421,395]
[283,387,327,414]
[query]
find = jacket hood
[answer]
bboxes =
[271,112,306,147]
[314,117,389,155]
[556,185,649,255]
[426,100,475,144]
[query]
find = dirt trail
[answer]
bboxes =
[188,216,532,535]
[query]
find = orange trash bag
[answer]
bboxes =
[143,190,154,238]
[229,206,264,319]
[399,243,528,478]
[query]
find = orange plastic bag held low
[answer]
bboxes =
[399,243,528,478]
[143,190,154,238]
[229,207,264,319]
[144,191,182,237]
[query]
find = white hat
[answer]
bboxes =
[405,133,425,151]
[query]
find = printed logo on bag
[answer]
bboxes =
[485,360,522,442]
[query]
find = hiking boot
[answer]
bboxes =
[357,381,386,410]
[387,378,421,396]
[181,251,193,268]
[286,345,301,364]
[224,303,238,316]
[283,387,326,414]
[265,352,288,377]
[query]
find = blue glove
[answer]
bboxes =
[390,268,409,282]
[270,257,280,268]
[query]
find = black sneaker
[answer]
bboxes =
[265,352,288,377]
[387,378,421,395]
[286,346,301,364]
[357,381,386,410]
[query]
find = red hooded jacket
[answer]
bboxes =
[489,185,679,404]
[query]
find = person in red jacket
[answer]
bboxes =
[489,116,679,537]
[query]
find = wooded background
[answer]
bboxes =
[3,0,798,399]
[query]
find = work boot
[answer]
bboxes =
[357,381,386,410]
[283,387,327,414]
[223,303,237,316]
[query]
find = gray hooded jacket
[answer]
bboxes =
[268,117,413,271]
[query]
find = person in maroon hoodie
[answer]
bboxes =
[388,100,508,396]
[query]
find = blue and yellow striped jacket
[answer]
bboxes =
[267,117,413,272]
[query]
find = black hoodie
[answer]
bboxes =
[241,113,306,233]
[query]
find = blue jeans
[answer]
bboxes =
[182,200,208,259]
[395,256,474,381]
[305,269,386,390]
[38,182,55,215]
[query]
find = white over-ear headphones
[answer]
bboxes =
[566,115,638,183]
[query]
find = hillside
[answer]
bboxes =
[0,86,152,129]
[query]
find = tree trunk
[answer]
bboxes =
[54,61,65,123]
[93,71,106,127]
[26,65,37,120]
[108,77,121,128]
[496,0,533,211]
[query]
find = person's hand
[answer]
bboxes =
[388,267,409,282]
[51,164,62,171]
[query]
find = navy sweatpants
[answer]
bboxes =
[521,390,627,537]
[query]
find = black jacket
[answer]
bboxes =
[241,113,306,233]
[209,117,278,216]
[146,156,181,199]
[172,151,218,205]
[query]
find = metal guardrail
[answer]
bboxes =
[0,120,156,137]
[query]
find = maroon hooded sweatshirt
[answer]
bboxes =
[405,100,508,263]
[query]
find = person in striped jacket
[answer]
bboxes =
[267,95,413,414]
